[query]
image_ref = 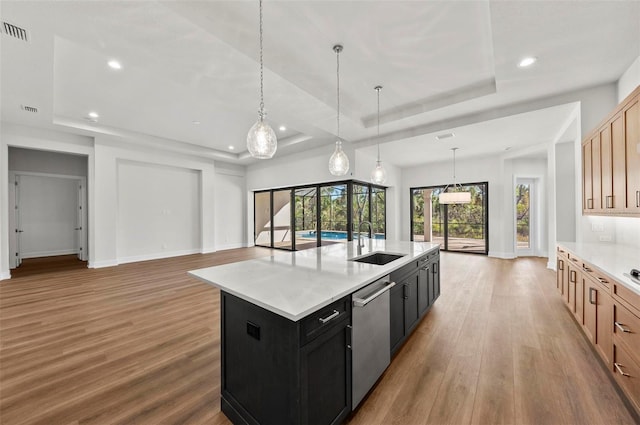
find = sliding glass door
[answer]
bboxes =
[411,182,488,254]
[255,180,386,251]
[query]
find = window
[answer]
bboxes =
[254,180,386,251]
[410,182,488,254]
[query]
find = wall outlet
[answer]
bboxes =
[599,235,613,242]
[591,223,605,232]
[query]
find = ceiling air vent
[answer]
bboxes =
[435,132,455,140]
[21,105,38,113]
[2,21,29,42]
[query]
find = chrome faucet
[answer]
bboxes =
[357,221,373,256]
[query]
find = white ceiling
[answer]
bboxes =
[1,1,639,166]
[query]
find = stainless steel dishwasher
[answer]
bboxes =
[351,275,395,409]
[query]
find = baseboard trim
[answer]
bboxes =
[89,260,118,268]
[22,249,78,259]
[214,243,247,251]
[488,251,516,259]
[0,271,12,281]
[547,260,557,270]
[117,249,200,265]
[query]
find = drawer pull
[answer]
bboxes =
[570,270,577,283]
[615,362,631,377]
[636,190,640,208]
[596,277,608,284]
[589,288,596,305]
[570,258,579,263]
[615,322,631,333]
[583,266,592,272]
[318,310,340,324]
[558,259,564,271]
[587,198,594,209]
[606,195,613,209]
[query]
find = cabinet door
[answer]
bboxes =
[584,277,613,366]
[431,259,440,303]
[418,264,431,315]
[601,124,614,210]
[300,318,351,425]
[592,134,602,211]
[583,141,593,211]
[403,272,419,333]
[567,264,577,311]
[611,114,626,211]
[624,98,640,212]
[389,283,405,353]
[575,272,584,325]
[557,256,566,296]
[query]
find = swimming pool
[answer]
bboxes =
[297,231,385,240]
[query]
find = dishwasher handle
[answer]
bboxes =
[353,281,396,307]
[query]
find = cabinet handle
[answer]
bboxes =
[615,362,631,377]
[583,266,592,272]
[318,310,340,324]
[636,191,640,208]
[606,196,613,209]
[587,198,593,209]
[570,258,579,263]
[596,277,608,285]
[403,284,409,300]
[558,259,564,271]
[570,270,577,283]
[433,263,438,274]
[615,322,631,333]
[589,287,596,305]
[346,325,352,350]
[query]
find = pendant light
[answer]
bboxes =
[439,147,471,204]
[370,85,387,184]
[328,44,350,176]
[246,0,277,159]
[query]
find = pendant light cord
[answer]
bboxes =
[336,46,340,140]
[259,0,265,120]
[376,86,381,161]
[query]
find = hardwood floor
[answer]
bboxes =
[0,249,636,424]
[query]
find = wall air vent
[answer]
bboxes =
[435,132,455,140]
[2,21,29,42]
[21,105,38,113]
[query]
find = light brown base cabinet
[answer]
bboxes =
[556,246,640,414]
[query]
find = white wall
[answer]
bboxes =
[9,147,88,177]
[618,55,640,102]
[116,160,201,263]
[555,141,576,242]
[214,163,247,250]
[93,136,217,267]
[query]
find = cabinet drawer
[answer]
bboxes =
[582,265,611,290]
[300,297,350,346]
[390,261,418,281]
[614,303,640,365]
[613,282,640,318]
[613,343,640,412]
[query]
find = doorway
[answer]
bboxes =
[8,172,87,268]
[515,178,535,256]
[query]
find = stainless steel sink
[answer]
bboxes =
[350,252,405,265]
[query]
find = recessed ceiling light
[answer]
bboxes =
[108,60,122,70]
[518,56,537,68]
[279,125,286,132]
[228,145,235,150]
[192,120,201,125]
[435,132,455,140]
[88,111,99,119]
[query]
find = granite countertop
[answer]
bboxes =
[557,241,640,295]
[189,240,440,321]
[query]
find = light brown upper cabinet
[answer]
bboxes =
[582,85,640,216]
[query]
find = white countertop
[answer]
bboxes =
[189,240,440,321]
[558,241,640,295]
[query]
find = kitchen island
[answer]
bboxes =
[189,240,440,425]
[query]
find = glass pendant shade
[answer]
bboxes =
[247,118,277,159]
[329,140,349,176]
[371,160,387,185]
[439,191,471,204]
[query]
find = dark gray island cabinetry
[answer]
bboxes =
[222,293,351,425]
[188,241,441,425]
